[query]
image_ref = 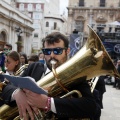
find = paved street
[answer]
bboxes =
[101,85,120,120]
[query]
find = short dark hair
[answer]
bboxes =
[5,43,12,50]
[28,54,39,62]
[42,32,69,48]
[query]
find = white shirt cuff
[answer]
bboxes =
[50,98,56,113]
[11,88,20,101]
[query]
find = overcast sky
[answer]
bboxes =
[46,0,69,17]
[60,0,69,16]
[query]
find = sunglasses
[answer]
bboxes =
[3,48,9,51]
[42,47,67,55]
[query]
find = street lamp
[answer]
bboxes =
[15,27,23,52]
[15,27,22,36]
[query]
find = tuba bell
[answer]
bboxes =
[0,25,119,120]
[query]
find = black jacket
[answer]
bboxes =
[1,62,96,119]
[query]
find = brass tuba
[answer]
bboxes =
[0,25,119,120]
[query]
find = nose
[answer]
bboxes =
[50,51,55,57]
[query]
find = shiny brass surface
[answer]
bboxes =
[14,64,29,76]
[37,25,119,96]
[0,25,119,120]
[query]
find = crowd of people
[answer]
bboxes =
[0,31,115,120]
[104,59,120,89]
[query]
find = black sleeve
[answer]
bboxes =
[21,62,44,81]
[1,83,17,106]
[54,79,97,118]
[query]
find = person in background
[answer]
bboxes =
[19,52,28,66]
[95,76,106,109]
[28,54,39,64]
[0,43,13,72]
[3,43,12,55]
[93,89,101,120]
[0,51,21,106]
[38,51,45,64]
[5,51,21,75]
[114,59,120,89]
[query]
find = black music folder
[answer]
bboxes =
[0,74,47,95]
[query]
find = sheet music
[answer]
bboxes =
[0,74,47,95]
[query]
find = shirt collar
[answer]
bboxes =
[45,68,51,75]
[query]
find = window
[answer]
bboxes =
[34,33,38,38]
[19,3,24,11]
[46,22,49,27]
[28,13,32,18]
[75,21,84,32]
[119,1,120,7]
[28,4,33,11]
[33,24,40,29]
[54,22,57,29]
[33,12,42,19]
[100,0,106,7]
[79,0,84,6]
[36,4,41,11]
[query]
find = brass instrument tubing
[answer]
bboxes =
[51,61,69,93]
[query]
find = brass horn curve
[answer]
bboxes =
[0,25,119,120]
[37,25,120,96]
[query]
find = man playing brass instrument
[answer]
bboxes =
[1,32,98,120]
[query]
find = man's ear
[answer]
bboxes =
[66,48,70,55]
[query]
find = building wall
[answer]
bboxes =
[44,0,68,36]
[44,16,65,35]
[15,0,45,53]
[67,0,120,36]
[68,0,120,59]
[44,0,60,15]
[0,0,34,55]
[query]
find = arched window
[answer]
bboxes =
[46,22,49,27]
[75,16,85,32]
[79,0,84,6]
[0,31,6,41]
[75,21,84,32]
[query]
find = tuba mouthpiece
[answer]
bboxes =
[50,60,56,65]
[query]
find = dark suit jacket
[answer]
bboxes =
[1,62,96,119]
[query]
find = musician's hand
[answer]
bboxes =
[23,89,48,109]
[13,89,37,120]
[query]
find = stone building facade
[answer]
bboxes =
[0,0,34,55]
[44,0,67,36]
[67,0,120,35]
[67,0,120,59]
[15,0,45,53]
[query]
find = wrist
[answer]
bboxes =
[44,97,51,112]
[12,88,21,100]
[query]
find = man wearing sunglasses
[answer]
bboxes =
[1,32,97,120]
[3,43,12,54]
